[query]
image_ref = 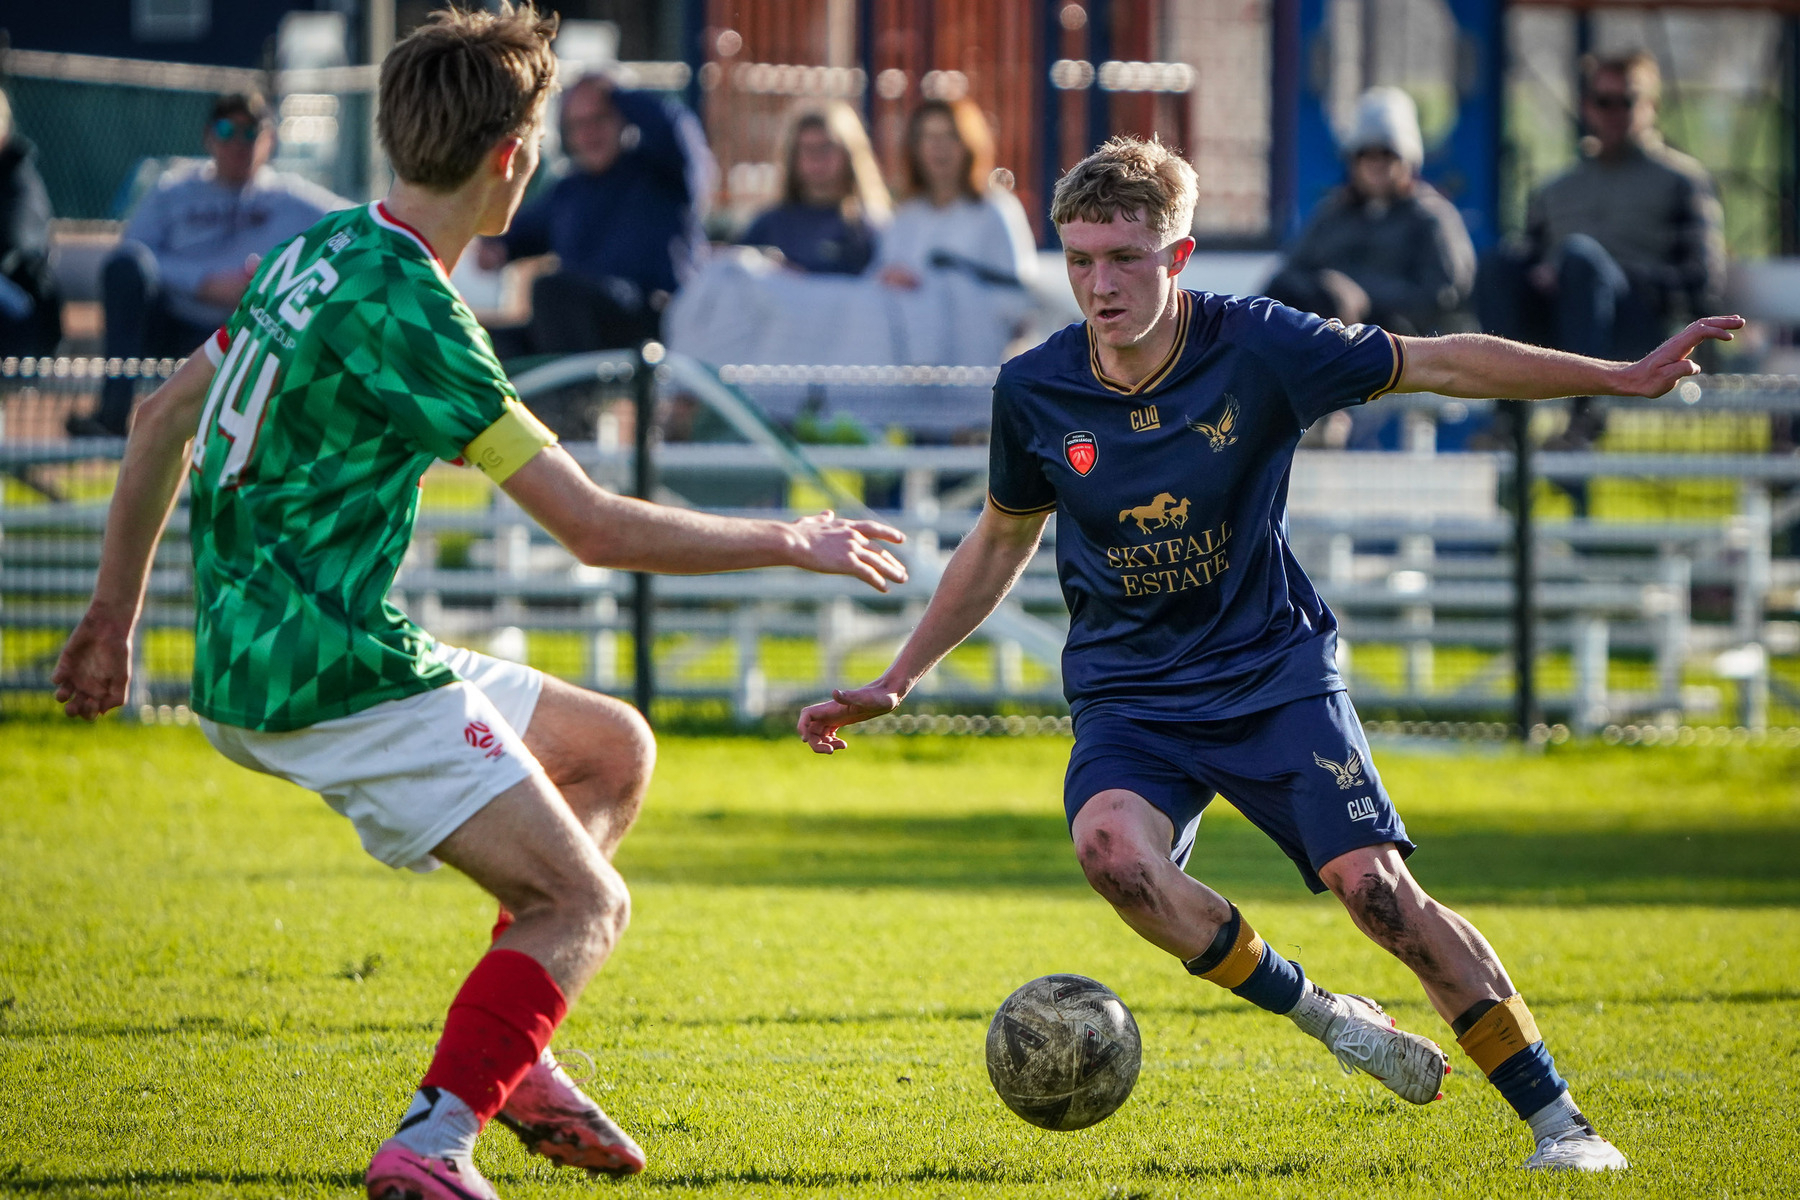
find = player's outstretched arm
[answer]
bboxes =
[1395,315,1744,400]
[52,349,218,719]
[501,444,907,590]
[798,502,1048,754]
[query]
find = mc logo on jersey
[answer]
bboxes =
[1064,431,1097,476]
[255,236,340,332]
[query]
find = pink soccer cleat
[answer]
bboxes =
[365,1138,499,1200]
[494,1048,646,1176]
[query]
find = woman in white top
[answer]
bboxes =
[874,98,1037,366]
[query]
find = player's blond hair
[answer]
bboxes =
[378,2,559,191]
[1051,135,1197,245]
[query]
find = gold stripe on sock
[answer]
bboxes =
[1199,924,1267,990]
[1456,994,1542,1076]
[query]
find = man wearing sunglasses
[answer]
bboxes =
[1475,51,1724,454]
[71,92,348,437]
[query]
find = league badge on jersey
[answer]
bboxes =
[1064,431,1098,476]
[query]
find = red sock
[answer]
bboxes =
[420,948,567,1123]
[491,907,514,944]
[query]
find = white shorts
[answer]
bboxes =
[199,645,547,871]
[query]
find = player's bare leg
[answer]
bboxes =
[1320,844,1627,1171]
[1072,790,1448,1105]
[1072,790,1232,956]
[1318,844,1511,1022]
[438,772,628,993]
[465,679,655,1176]
[367,773,636,1199]
[523,677,656,858]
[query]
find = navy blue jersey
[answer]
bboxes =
[987,290,1404,720]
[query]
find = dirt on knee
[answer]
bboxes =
[1077,836,1167,917]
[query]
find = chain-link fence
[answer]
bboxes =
[2,50,378,220]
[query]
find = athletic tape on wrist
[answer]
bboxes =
[1455,993,1542,1076]
[464,398,557,483]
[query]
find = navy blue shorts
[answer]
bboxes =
[1064,691,1413,894]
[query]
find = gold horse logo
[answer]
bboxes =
[1118,492,1191,534]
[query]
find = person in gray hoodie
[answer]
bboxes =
[1267,87,1476,338]
[70,92,348,436]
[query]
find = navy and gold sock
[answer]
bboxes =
[1454,995,1592,1129]
[1182,904,1307,1014]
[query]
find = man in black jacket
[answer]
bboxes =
[1267,87,1475,339]
[0,90,60,358]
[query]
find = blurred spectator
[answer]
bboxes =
[876,99,1036,297]
[739,103,888,276]
[873,98,1037,369]
[663,99,1034,438]
[478,75,715,354]
[71,92,347,437]
[0,89,60,358]
[1475,51,1724,449]
[1266,88,1474,337]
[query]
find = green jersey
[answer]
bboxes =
[187,201,547,731]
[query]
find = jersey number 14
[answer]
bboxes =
[190,237,342,487]
[192,333,281,489]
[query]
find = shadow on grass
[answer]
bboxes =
[0,1017,441,1040]
[0,1167,366,1192]
[617,811,1800,905]
[628,1156,1320,1188]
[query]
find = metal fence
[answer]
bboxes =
[4,350,1799,733]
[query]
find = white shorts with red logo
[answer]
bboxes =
[198,645,546,871]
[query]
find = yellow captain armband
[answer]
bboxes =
[463,398,557,484]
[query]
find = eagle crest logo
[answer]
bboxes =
[1312,749,1364,790]
[1187,397,1240,452]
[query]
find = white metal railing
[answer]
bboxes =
[4,352,1796,727]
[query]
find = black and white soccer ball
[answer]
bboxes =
[984,974,1141,1130]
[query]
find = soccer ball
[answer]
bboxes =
[984,974,1141,1130]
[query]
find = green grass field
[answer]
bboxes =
[3,724,1797,1198]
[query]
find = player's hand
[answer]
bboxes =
[1614,315,1744,397]
[787,510,908,593]
[475,238,509,272]
[879,264,921,290]
[797,682,905,753]
[50,613,133,721]
[195,268,252,309]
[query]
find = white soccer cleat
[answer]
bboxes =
[1325,994,1449,1105]
[1523,1127,1630,1171]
